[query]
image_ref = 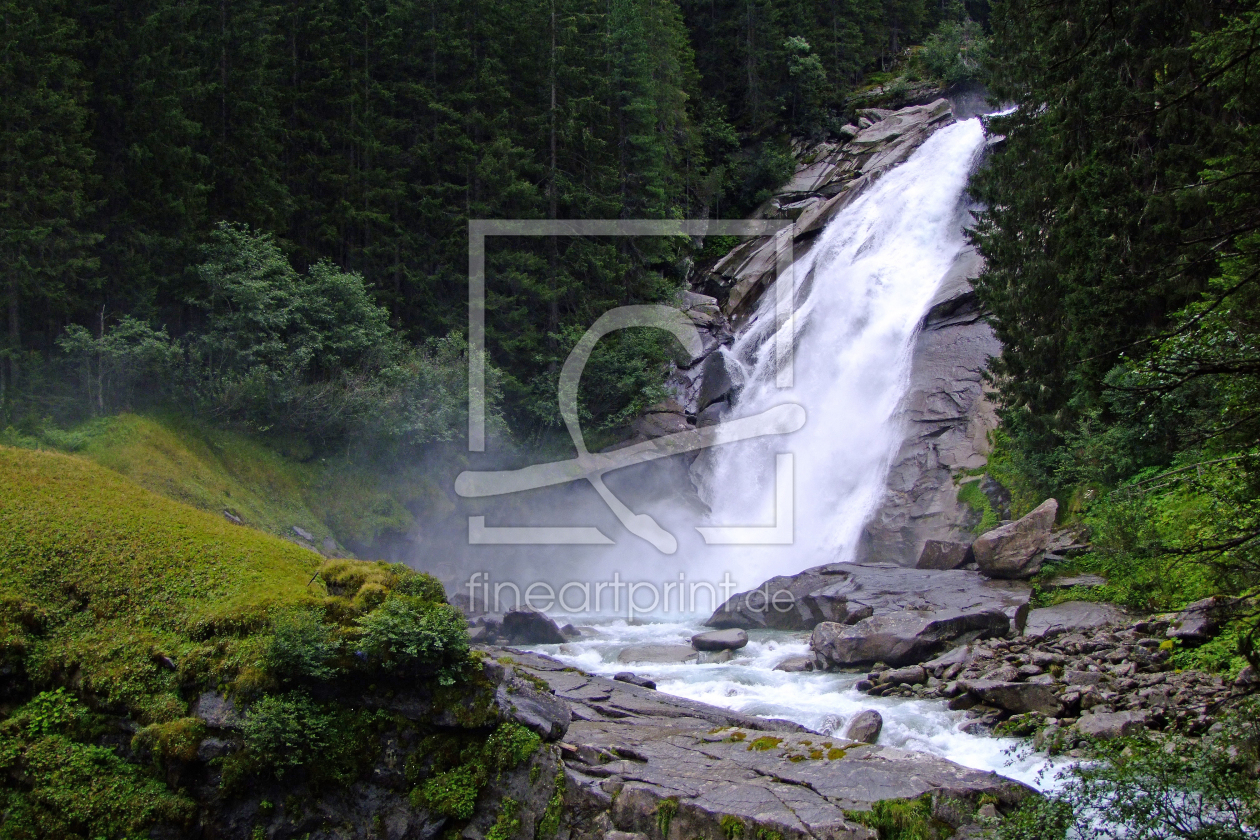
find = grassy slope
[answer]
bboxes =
[0,444,327,719]
[0,413,448,555]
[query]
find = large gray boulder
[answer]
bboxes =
[691,629,748,651]
[1167,596,1225,644]
[972,499,1058,579]
[707,561,1031,634]
[960,680,1067,717]
[844,710,883,744]
[1023,601,1128,639]
[810,608,1012,668]
[1076,710,1147,740]
[916,540,971,570]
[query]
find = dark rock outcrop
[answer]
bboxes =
[1167,596,1226,644]
[706,561,1031,635]
[501,607,568,644]
[972,499,1058,579]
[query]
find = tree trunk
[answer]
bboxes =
[5,278,19,396]
[548,0,559,343]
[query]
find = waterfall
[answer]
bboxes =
[693,117,988,586]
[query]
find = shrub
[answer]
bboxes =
[355,594,469,677]
[265,608,339,682]
[239,691,336,778]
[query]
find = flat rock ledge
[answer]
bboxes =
[491,647,1035,840]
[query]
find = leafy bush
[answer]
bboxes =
[266,607,339,682]
[354,594,469,677]
[914,20,989,86]
[0,691,195,839]
[1000,698,1260,840]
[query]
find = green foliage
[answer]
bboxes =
[484,722,542,770]
[655,797,680,838]
[719,814,744,839]
[956,479,998,534]
[913,20,988,85]
[485,797,522,840]
[843,796,937,840]
[131,717,206,764]
[1006,699,1260,840]
[536,768,567,838]
[419,765,483,820]
[0,690,195,839]
[266,608,339,682]
[238,692,338,778]
[747,736,782,751]
[414,722,542,822]
[354,594,469,679]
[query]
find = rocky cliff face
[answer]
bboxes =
[854,246,1002,566]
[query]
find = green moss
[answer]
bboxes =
[826,747,847,760]
[656,797,680,838]
[747,736,782,752]
[132,717,207,764]
[0,690,195,839]
[957,478,999,534]
[726,730,747,742]
[418,764,483,820]
[536,768,567,838]
[486,798,522,840]
[844,795,939,840]
[719,815,744,839]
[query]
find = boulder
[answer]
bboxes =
[1167,596,1225,644]
[501,608,567,645]
[810,608,1011,668]
[292,525,315,542]
[697,351,737,411]
[961,680,1066,717]
[691,629,748,651]
[616,644,698,664]
[879,665,927,686]
[493,673,571,740]
[1076,710,1147,740]
[706,562,1031,633]
[972,499,1058,579]
[192,691,242,730]
[773,655,817,673]
[916,540,971,570]
[844,710,883,744]
[614,672,657,690]
[1023,601,1128,639]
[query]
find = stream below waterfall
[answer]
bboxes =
[523,620,1067,792]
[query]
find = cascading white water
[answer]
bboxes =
[692,117,988,586]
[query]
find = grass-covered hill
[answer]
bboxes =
[0,444,557,840]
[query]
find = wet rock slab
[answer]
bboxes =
[493,648,1034,840]
[706,561,1032,634]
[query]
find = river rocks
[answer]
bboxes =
[810,608,1012,667]
[1167,596,1226,644]
[878,665,927,686]
[614,672,657,690]
[774,655,818,672]
[960,680,1068,717]
[502,608,568,644]
[855,610,1251,748]
[916,539,971,570]
[1023,601,1129,639]
[499,648,1033,840]
[617,644,698,664]
[972,499,1058,579]
[844,710,883,744]
[691,628,748,651]
[1076,710,1147,740]
[707,561,1032,634]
